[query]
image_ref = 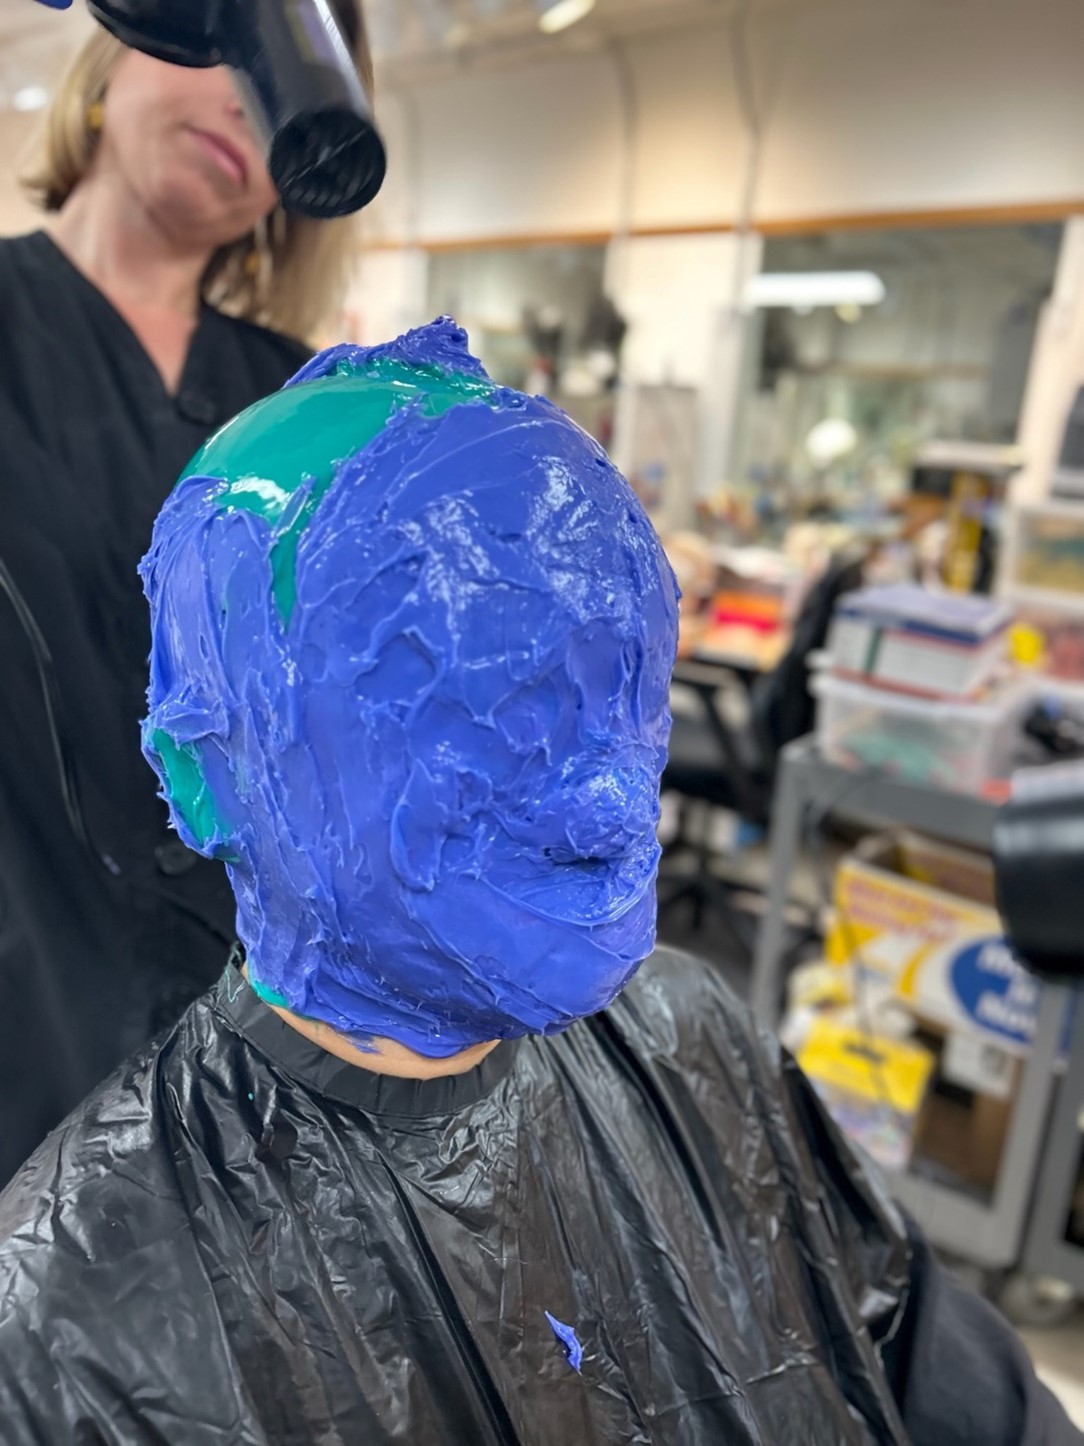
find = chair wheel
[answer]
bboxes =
[997,1272,1078,1329]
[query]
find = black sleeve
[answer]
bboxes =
[881,1218,1083,1446]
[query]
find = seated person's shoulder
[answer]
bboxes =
[0,1045,201,1430]
[613,945,775,1073]
[0,1045,189,1308]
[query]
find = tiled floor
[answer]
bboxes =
[1021,1311,1084,1428]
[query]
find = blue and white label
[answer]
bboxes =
[949,937,1041,1049]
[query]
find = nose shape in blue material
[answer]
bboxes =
[546,762,657,865]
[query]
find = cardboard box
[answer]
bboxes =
[824,831,1042,1192]
[825,833,1041,1055]
[893,830,996,908]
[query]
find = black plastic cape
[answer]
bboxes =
[0,949,1077,1445]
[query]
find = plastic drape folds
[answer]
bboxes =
[0,949,1068,1444]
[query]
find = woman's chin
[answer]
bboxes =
[149,178,259,253]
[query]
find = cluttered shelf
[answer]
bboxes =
[657,433,1084,1292]
[732,570,1084,1280]
[748,736,1075,1273]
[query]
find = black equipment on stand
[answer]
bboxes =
[994,762,1084,1317]
[994,761,1084,984]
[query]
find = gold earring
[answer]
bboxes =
[246,213,281,283]
[87,100,104,132]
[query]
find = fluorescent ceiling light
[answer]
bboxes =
[745,270,886,309]
[806,417,858,467]
[538,0,596,34]
[12,85,49,112]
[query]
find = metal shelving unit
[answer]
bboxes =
[750,736,1076,1271]
[1022,999,1084,1293]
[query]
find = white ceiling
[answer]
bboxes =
[0,0,1022,107]
[0,0,849,105]
[0,0,92,111]
[367,0,728,60]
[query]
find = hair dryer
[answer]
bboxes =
[52,0,386,218]
[994,761,1084,983]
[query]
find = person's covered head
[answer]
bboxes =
[141,318,679,1057]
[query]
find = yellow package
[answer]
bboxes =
[798,1017,936,1171]
[798,1019,935,1117]
[825,838,1040,1056]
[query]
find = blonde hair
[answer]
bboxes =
[22,13,375,342]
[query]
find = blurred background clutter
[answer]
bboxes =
[2,0,1084,1420]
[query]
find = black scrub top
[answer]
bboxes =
[0,230,310,1185]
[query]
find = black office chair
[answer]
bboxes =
[658,550,867,954]
[658,662,772,953]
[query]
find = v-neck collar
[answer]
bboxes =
[32,230,219,417]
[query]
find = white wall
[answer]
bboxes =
[362,0,1084,248]
[752,0,1084,224]
[619,25,746,231]
[393,53,627,244]
[605,232,763,499]
[606,234,755,388]
[4,0,1080,245]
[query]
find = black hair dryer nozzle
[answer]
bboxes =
[87,0,386,218]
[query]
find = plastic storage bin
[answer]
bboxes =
[813,672,1024,794]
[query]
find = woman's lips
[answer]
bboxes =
[188,126,249,187]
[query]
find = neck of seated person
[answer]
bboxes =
[252,973,500,1080]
